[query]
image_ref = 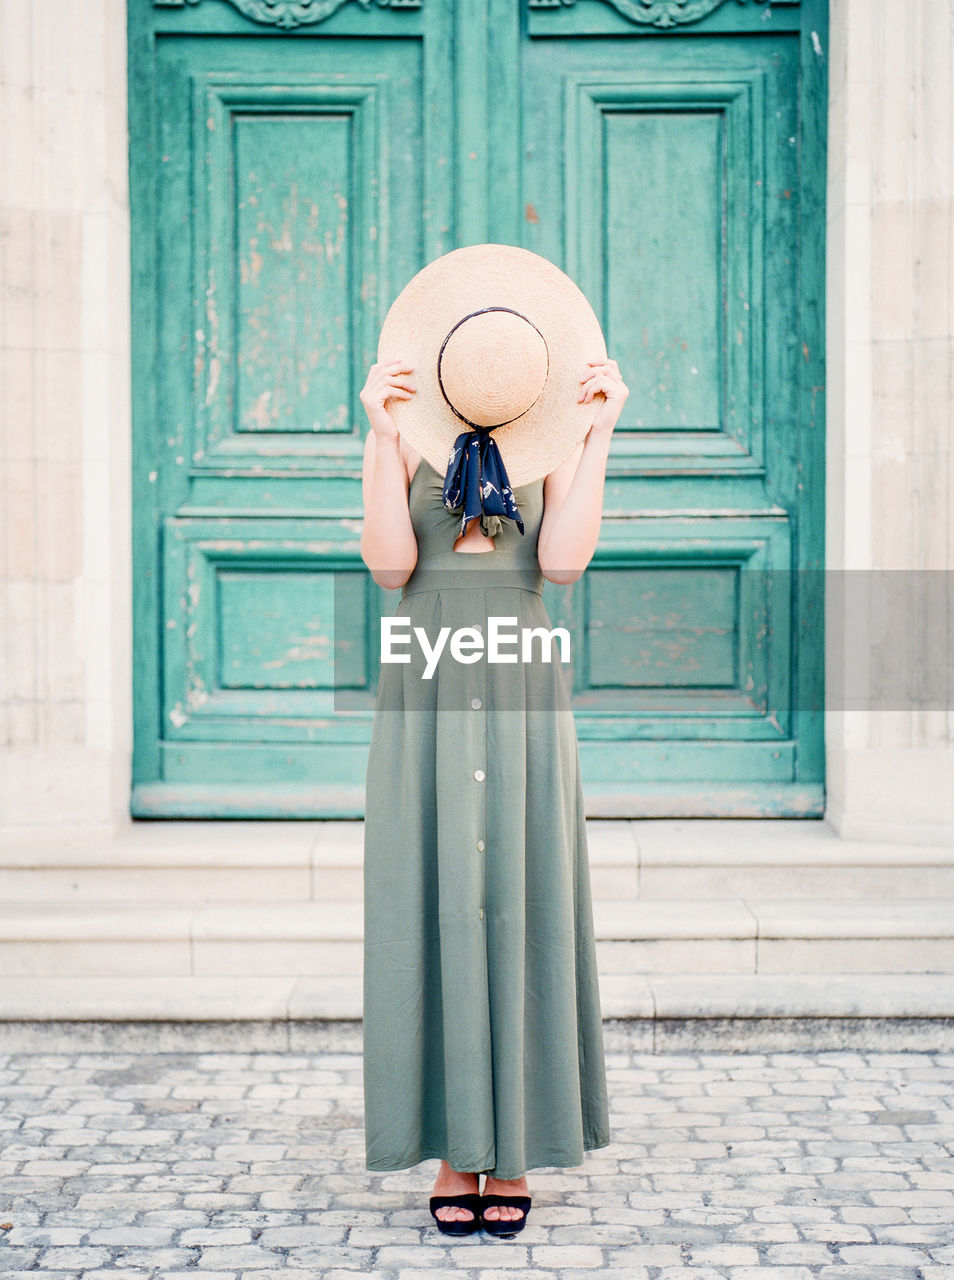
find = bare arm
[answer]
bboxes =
[537,358,629,585]
[359,359,419,590]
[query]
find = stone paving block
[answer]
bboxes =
[727,1270,816,1280]
[141,1209,211,1227]
[732,1223,803,1242]
[0,1250,40,1270]
[439,1244,531,1266]
[18,1160,89,1176]
[796,1223,876,1243]
[838,1244,946,1264]
[638,1225,736,1246]
[0,1273,79,1280]
[255,1226,352,1246]
[875,1226,954,1244]
[375,1246,453,1267]
[872,1191,954,1206]
[108,1253,199,1271]
[321,1272,392,1280]
[75,1274,153,1280]
[176,1228,252,1244]
[840,1206,909,1223]
[176,1246,282,1267]
[653,1269,736,1280]
[8,1248,109,1268]
[607,1244,686,1265]
[472,1271,563,1280]
[813,1271,934,1280]
[914,1173,954,1188]
[529,1245,605,1267]
[766,1244,843,1264]
[548,1225,642,1245]
[84,1227,177,1245]
[393,1272,522,1280]
[2,1228,83,1246]
[689,1245,762,1264]
[591,1206,665,1225]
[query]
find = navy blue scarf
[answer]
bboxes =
[441,427,524,540]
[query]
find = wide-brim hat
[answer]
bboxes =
[376,243,607,490]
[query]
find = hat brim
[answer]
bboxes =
[376,244,607,490]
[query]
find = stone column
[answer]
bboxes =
[0,0,132,835]
[825,0,954,843]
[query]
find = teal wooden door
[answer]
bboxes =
[129,0,826,818]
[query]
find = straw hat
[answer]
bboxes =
[376,243,607,490]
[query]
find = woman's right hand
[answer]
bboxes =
[359,360,416,441]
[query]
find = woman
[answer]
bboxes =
[360,245,628,1238]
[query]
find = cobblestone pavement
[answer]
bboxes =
[1,1024,953,1279]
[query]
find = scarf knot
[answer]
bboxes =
[442,427,524,540]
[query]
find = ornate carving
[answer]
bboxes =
[527,0,795,27]
[153,0,420,27]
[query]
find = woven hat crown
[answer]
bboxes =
[438,307,549,430]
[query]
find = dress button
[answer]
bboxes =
[479,907,485,919]
[471,697,482,709]
[476,839,485,851]
[474,769,485,782]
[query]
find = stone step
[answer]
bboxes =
[0,973,952,1035]
[1,898,952,978]
[610,819,954,900]
[1,820,952,903]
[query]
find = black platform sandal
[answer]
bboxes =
[480,1193,532,1237]
[428,1192,483,1236]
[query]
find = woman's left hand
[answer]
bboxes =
[578,358,629,438]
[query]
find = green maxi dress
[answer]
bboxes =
[362,457,611,1180]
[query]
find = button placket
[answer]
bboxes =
[470,648,487,926]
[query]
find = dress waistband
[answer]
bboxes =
[399,566,545,600]
[402,584,544,599]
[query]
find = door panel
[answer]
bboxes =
[130,0,826,817]
[521,5,825,813]
[132,4,445,814]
